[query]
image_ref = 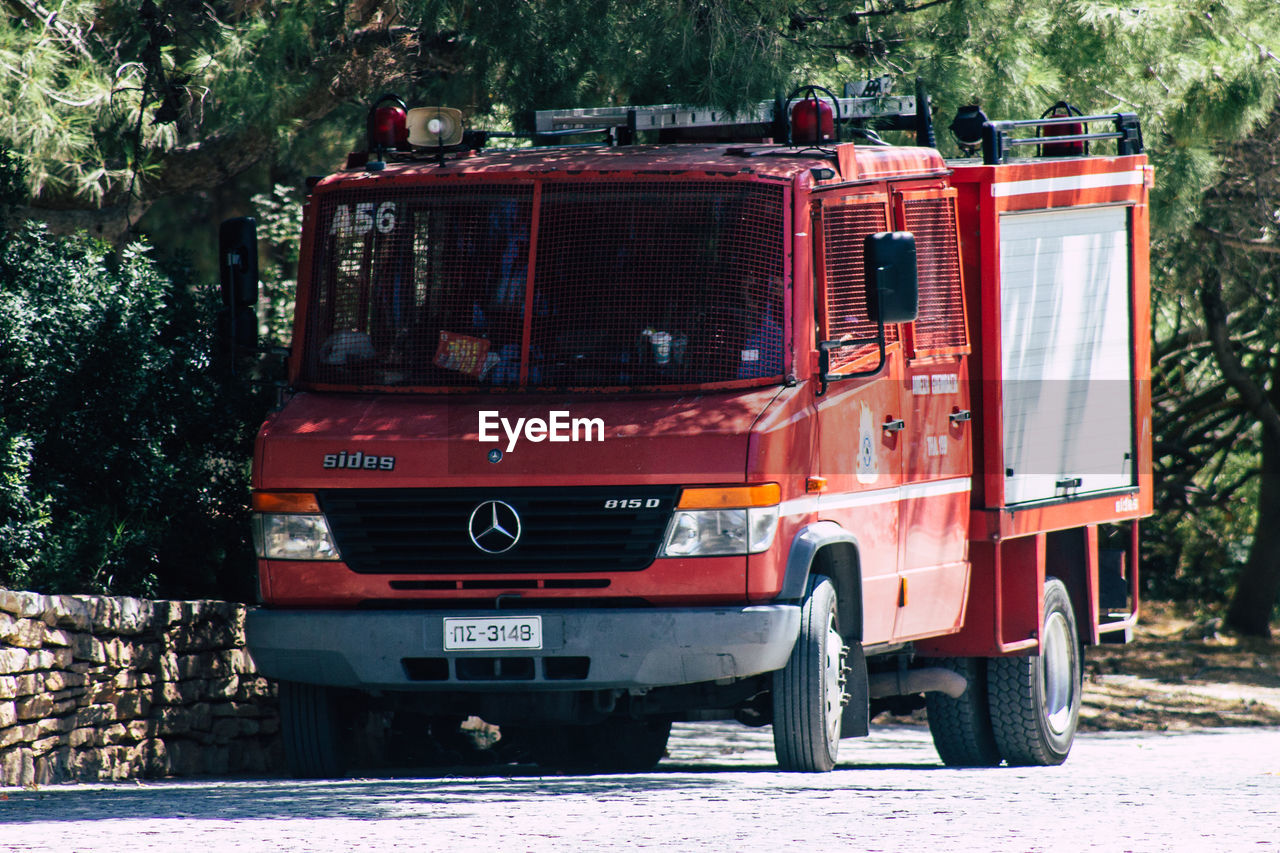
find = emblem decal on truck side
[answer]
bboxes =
[857,404,879,484]
[468,500,522,554]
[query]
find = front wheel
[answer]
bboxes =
[987,578,1082,766]
[278,681,347,779]
[772,575,846,772]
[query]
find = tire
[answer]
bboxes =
[531,719,671,773]
[278,681,346,779]
[924,657,1002,767]
[988,578,1082,766]
[772,575,846,772]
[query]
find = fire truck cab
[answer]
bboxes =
[235,85,1152,776]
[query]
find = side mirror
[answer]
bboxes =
[218,217,259,351]
[865,231,918,324]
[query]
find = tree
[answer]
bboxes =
[0,0,801,241]
[1,0,479,239]
[5,0,1280,615]
[1151,108,1280,635]
[6,1,1278,239]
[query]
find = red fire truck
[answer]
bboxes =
[233,83,1152,776]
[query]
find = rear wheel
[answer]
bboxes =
[988,578,1082,766]
[278,681,346,779]
[772,575,846,772]
[924,657,1002,767]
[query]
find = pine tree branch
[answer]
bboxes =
[0,58,105,107]
[1153,333,1212,365]
[1155,386,1238,431]
[1200,413,1250,489]
[15,19,439,238]
[2,0,94,62]
[1156,407,1249,459]
[1,200,143,242]
[841,0,955,21]
[154,31,424,197]
[1199,268,1280,449]
[791,0,955,27]
[1194,223,1280,255]
[1216,469,1259,504]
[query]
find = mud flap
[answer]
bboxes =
[840,643,870,738]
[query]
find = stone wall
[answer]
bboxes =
[0,589,280,786]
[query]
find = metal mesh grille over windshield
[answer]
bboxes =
[532,181,784,387]
[301,179,785,389]
[305,185,534,387]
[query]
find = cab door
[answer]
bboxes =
[891,187,974,641]
[811,190,906,646]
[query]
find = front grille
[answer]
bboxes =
[401,656,591,682]
[319,486,678,574]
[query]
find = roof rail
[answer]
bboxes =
[534,92,919,145]
[982,113,1143,164]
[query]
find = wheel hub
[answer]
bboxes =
[824,612,847,744]
[1041,610,1076,735]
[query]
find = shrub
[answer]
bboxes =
[0,223,269,599]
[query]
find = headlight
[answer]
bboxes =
[253,513,342,561]
[661,506,779,557]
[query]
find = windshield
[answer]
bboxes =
[302,180,786,390]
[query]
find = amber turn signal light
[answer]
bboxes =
[251,492,322,513]
[677,483,781,510]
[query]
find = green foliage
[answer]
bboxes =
[773,0,1280,236]
[8,1,1279,245]
[0,145,27,205]
[1,0,302,202]
[2,0,785,206]
[1142,103,1280,619]
[459,0,792,123]
[0,224,268,598]
[1145,471,1254,607]
[250,183,303,345]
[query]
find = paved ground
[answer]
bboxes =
[1,722,1278,852]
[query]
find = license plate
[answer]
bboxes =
[443,616,543,651]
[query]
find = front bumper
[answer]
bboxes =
[245,605,801,691]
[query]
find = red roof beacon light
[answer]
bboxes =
[1039,100,1086,157]
[792,98,834,144]
[787,84,839,146]
[367,94,409,153]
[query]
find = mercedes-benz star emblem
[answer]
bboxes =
[467,500,522,554]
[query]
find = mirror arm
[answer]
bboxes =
[817,322,888,395]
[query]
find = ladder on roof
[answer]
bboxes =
[534,78,928,145]
[535,96,915,136]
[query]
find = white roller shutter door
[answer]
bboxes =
[1000,206,1135,505]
